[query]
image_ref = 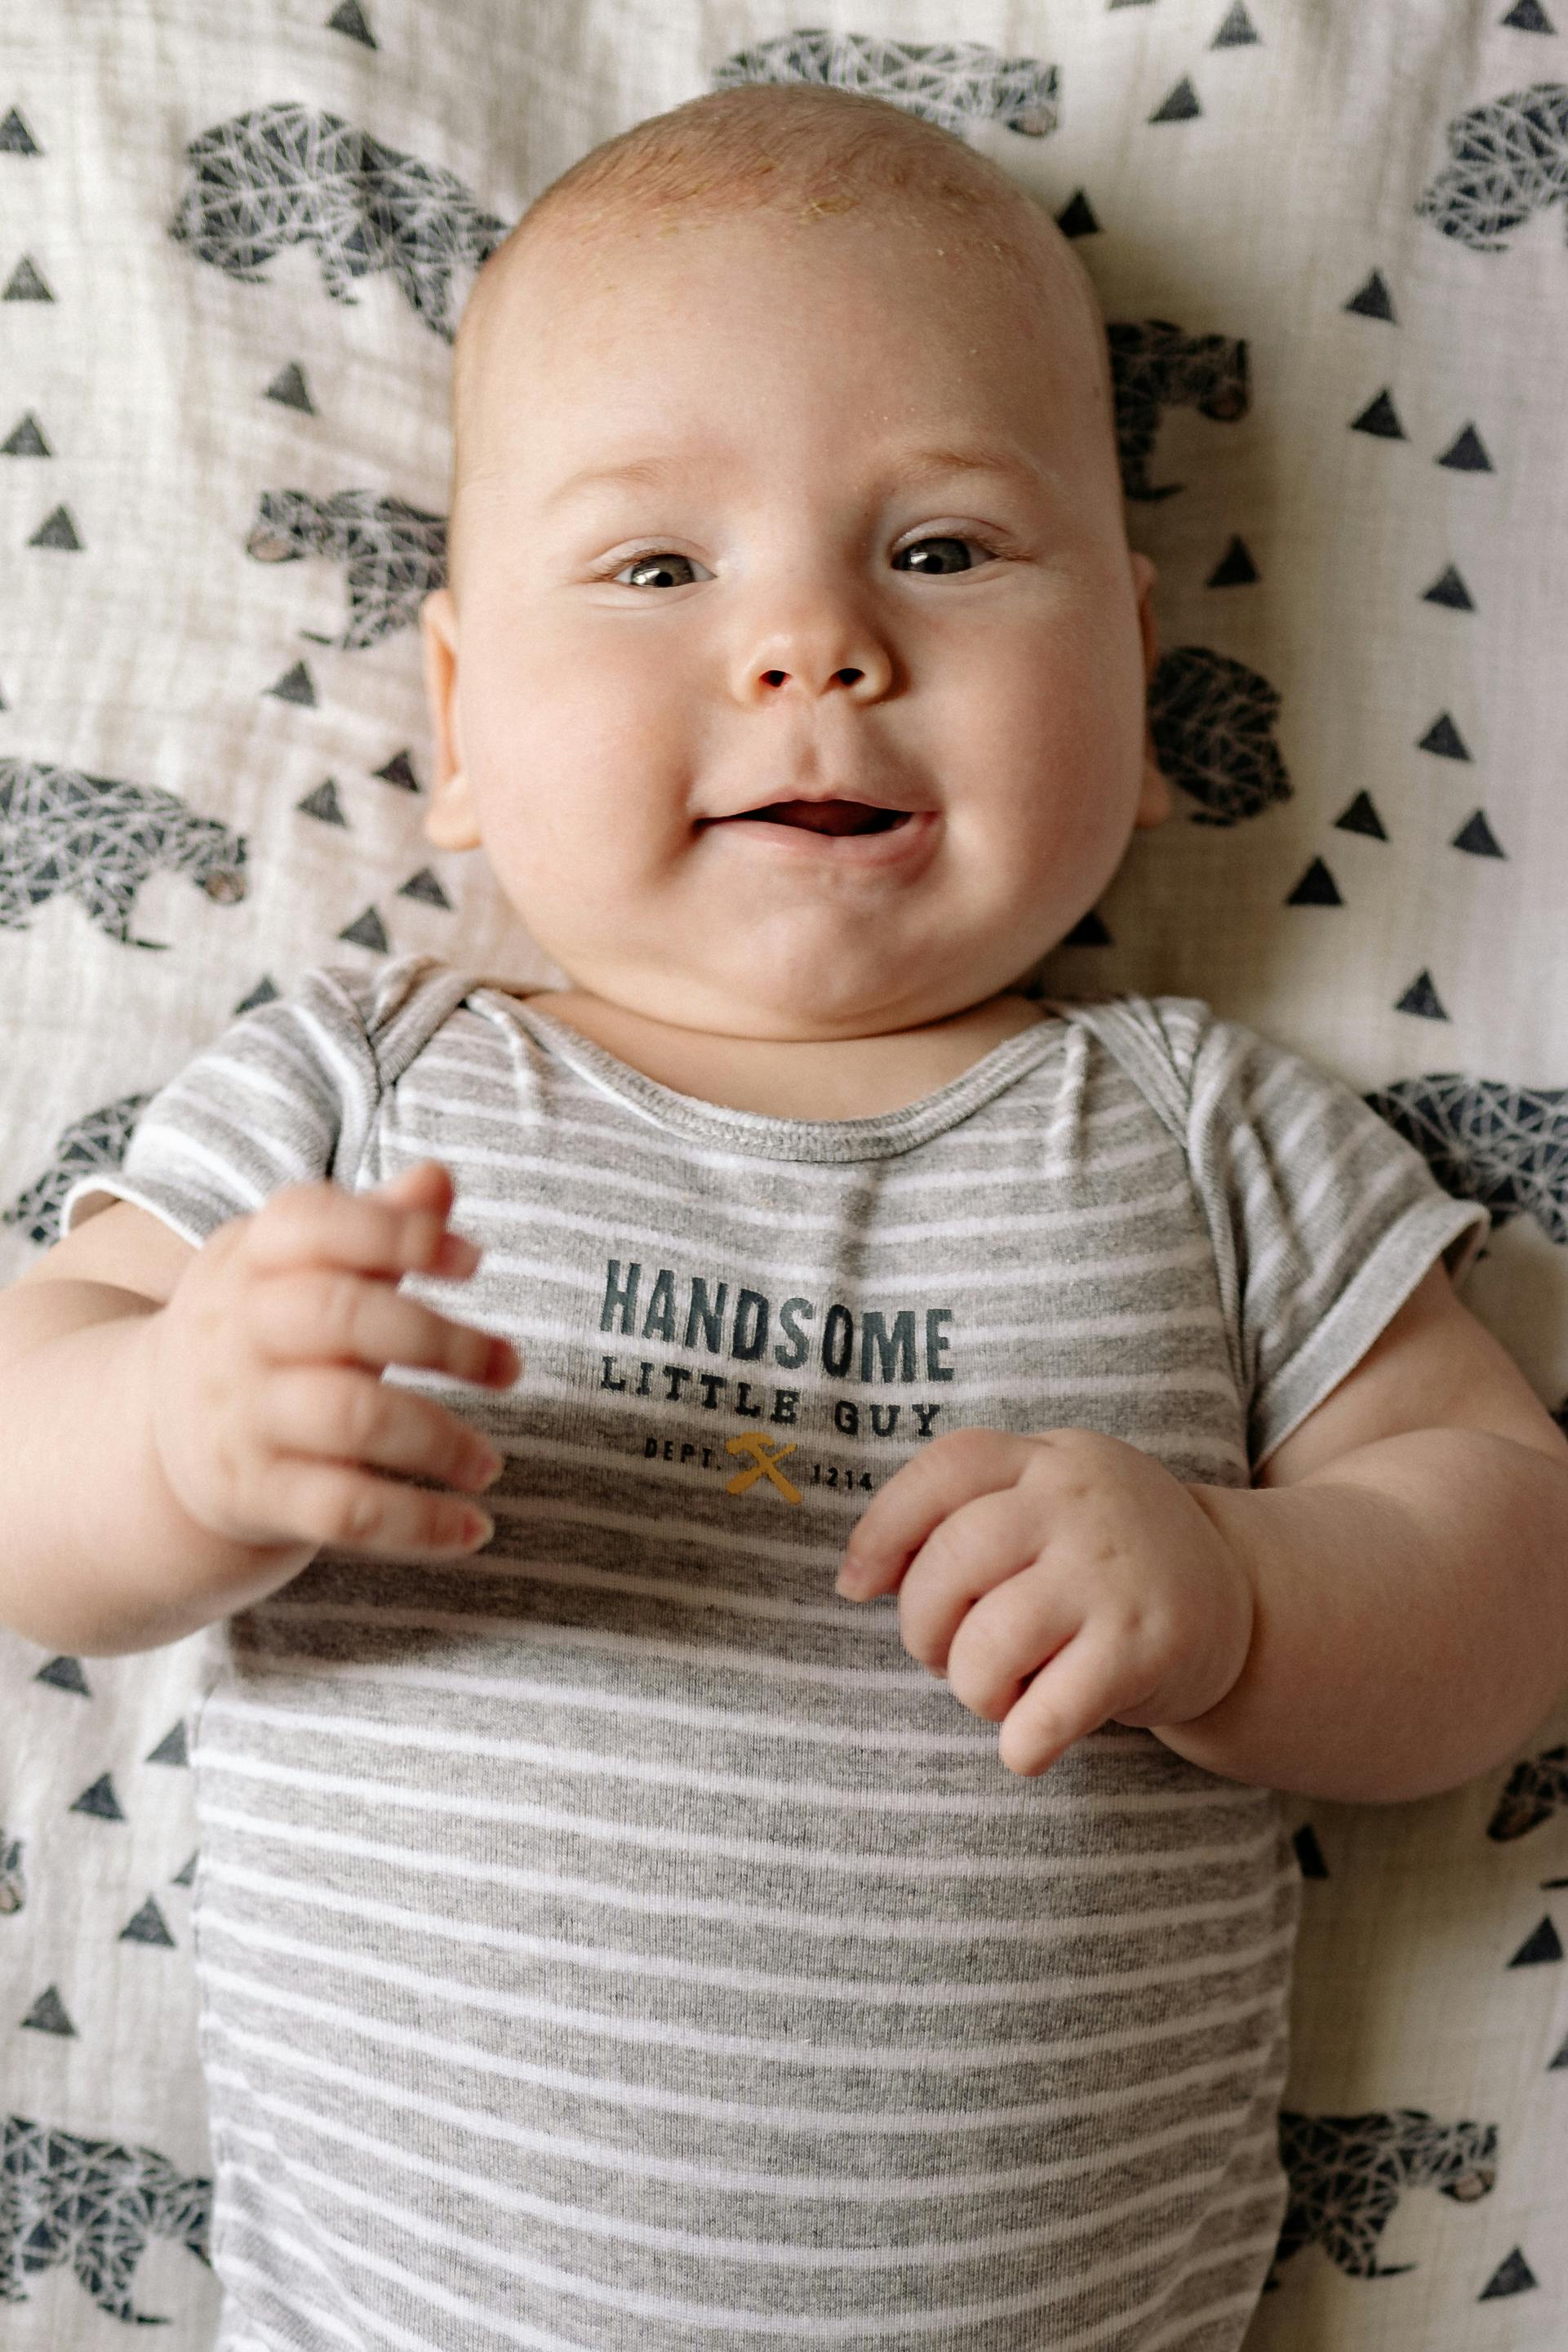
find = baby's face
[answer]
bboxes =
[422,209,1165,1040]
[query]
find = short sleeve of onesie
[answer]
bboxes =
[1090,994,1490,1469]
[59,954,476,1247]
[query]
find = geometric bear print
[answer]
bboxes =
[1,1092,151,1248]
[1363,1075,1568,1244]
[1105,320,1251,501]
[1264,2109,1498,2288]
[167,104,509,340]
[1145,645,1291,825]
[1416,83,1568,252]
[1486,1744,1568,1842]
[0,2114,211,2324]
[0,760,247,949]
[710,29,1061,139]
[247,489,447,648]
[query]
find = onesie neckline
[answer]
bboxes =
[489,991,1072,1164]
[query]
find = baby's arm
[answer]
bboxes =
[837,1259,1568,1802]
[0,1161,519,1657]
[1154,1257,1568,1800]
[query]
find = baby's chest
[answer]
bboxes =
[392,1150,1246,1529]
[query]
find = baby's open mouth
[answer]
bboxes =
[730,802,910,835]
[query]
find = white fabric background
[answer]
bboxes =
[2,3,1565,2345]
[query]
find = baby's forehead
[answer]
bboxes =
[454,196,1110,472]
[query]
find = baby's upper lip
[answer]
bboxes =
[703,785,922,820]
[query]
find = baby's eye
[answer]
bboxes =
[612,551,710,590]
[893,535,987,576]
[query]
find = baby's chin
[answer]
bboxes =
[589,949,1037,1044]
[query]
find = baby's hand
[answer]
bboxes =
[146,1159,522,1573]
[835,1427,1254,1776]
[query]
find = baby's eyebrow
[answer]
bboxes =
[543,442,1051,512]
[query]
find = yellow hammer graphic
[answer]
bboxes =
[724,1434,802,1503]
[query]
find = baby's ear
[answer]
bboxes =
[1129,550,1158,683]
[1128,552,1169,829]
[420,589,482,850]
[1133,740,1172,831]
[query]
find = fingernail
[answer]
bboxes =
[835,1562,869,1598]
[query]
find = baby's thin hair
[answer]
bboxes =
[509,81,1059,245]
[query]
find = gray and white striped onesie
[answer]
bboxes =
[64,951,1487,2352]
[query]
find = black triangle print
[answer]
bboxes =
[1351,388,1406,440]
[1501,0,1556,27]
[374,749,420,791]
[1055,189,1101,239]
[1292,1822,1329,1878]
[1211,1,1260,43]
[0,107,41,155]
[70,1772,125,1821]
[265,361,316,414]
[1109,1,1155,9]
[1395,969,1449,1020]
[28,503,81,550]
[2,410,50,456]
[1206,535,1258,586]
[20,1985,76,2036]
[2,253,53,300]
[171,1850,199,1889]
[1062,909,1113,947]
[120,1896,177,1948]
[1286,857,1344,906]
[1344,269,1396,322]
[1437,421,1494,472]
[1552,2030,1568,2069]
[298,776,348,825]
[1422,563,1475,610]
[340,905,390,952]
[236,974,280,1013]
[35,1654,90,1695]
[267,660,318,706]
[1150,76,1202,122]
[1480,2247,1540,2298]
[1507,1915,1563,1965]
[145,1719,189,1767]
[327,0,378,43]
[1418,710,1472,760]
[398,866,453,908]
[1452,809,1506,856]
[1334,790,1388,838]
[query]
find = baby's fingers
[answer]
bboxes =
[993,1634,1144,1779]
[243,1167,478,1286]
[251,1265,521,1387]
[261,1363,505,1498]
[258,1451,495,1561]
[838,1425,1033,1597]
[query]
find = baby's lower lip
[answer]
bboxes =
[704,808,938,865]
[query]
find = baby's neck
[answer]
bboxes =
[517,989,1046,1121]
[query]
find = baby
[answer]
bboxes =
[5,78,1568,2352]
